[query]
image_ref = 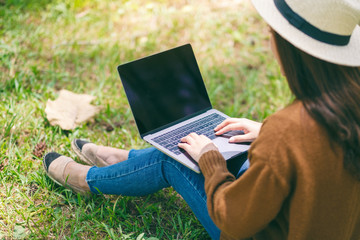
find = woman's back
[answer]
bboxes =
[247,101,360,239]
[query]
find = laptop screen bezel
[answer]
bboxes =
[117,44,213,138]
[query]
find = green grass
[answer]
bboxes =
[0,0,292,239]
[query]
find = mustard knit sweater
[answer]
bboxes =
[199,101,360,240]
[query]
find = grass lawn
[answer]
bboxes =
[0,0,292,239]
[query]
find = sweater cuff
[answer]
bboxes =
[198,150,228,178]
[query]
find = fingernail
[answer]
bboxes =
[229,137,234,143]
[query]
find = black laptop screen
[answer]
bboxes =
[117,44,212,136]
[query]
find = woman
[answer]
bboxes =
[43,0,360,239]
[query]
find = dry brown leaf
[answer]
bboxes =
[45,89,100,130]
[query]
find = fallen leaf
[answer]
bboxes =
[45,89,100,130]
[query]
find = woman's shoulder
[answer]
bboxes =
[262,100,319,134]
[260,101,306,135]
[267,101,305,123]
[250,100,317,165]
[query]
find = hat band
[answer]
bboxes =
[274,0,351,46]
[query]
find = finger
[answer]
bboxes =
[180,136,194,145]
[215,123,244,135]
[214,118,236,131]
[178,143,195,157]
[188,132,203,142]
[181,133,198,144]
[229,134,254,143]
[178,142,190,151]
[188,132,199,138]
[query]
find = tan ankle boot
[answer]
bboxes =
[43,152,90,195]
[71,139,109,167]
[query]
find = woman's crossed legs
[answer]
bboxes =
[86,147,221,239]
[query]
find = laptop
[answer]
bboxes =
[117,44,250,173]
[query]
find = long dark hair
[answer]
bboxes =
[272,30,360,180]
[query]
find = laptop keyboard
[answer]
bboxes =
[152,113,226,155]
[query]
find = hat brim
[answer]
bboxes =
[251,0,360,67]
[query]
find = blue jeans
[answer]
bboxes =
[86,147,249,240]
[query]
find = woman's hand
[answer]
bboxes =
[178,133,218,162]
[214,118,262,143]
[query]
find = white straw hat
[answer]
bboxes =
[251,0,360,67]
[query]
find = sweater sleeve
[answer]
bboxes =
[198,115,294,239]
